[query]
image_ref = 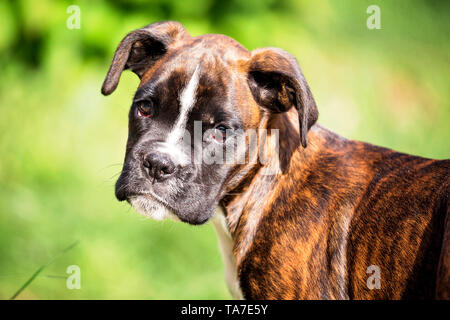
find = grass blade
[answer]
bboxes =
[9,240,79,300]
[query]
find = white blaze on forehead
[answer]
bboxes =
[157,65,200,165]
[169,65,200,144]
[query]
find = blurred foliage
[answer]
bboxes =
[0,0,449,299]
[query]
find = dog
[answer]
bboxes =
[102,21,450,299]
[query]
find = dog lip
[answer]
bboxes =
[116,187,144,202]
[125,191,150,203]
[128,191,177,213]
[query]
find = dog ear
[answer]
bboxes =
[247,47,318,148]
[101,21,189,96]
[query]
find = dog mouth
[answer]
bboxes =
[127,192,180,222]
[115,172,219,225]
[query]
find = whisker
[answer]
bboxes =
[100,163,123,170]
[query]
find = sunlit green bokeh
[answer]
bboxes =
[0,0,449,299]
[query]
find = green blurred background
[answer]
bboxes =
[0,0,449,299]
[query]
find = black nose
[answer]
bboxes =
[143,152,176,182]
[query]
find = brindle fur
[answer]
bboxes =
[228,115,449,299]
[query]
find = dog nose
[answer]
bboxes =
[143,152,176,181]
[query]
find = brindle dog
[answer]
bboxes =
[102,21,450,299]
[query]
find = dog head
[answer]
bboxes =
[102,21,318,224]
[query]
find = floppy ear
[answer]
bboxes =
[247,47,318,148]
[101,21,189,96]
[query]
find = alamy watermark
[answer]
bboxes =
[66,5,81,30]
[161,121,282,176]
[366,265,381,289]
[66,265,81,289]
[367,5,381,30]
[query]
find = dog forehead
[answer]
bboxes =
[139,34,250,87]
[177,34,251,67]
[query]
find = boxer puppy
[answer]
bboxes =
[102,21,450,299]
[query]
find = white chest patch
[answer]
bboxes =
[210,208,244,300]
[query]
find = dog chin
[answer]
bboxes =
[129,195,179,222]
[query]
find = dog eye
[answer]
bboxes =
[136,101,154,118]
[211,125,230,143]
[216,125,228,133]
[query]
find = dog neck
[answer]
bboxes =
[215,112,358,299]
[219,111,311,260]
